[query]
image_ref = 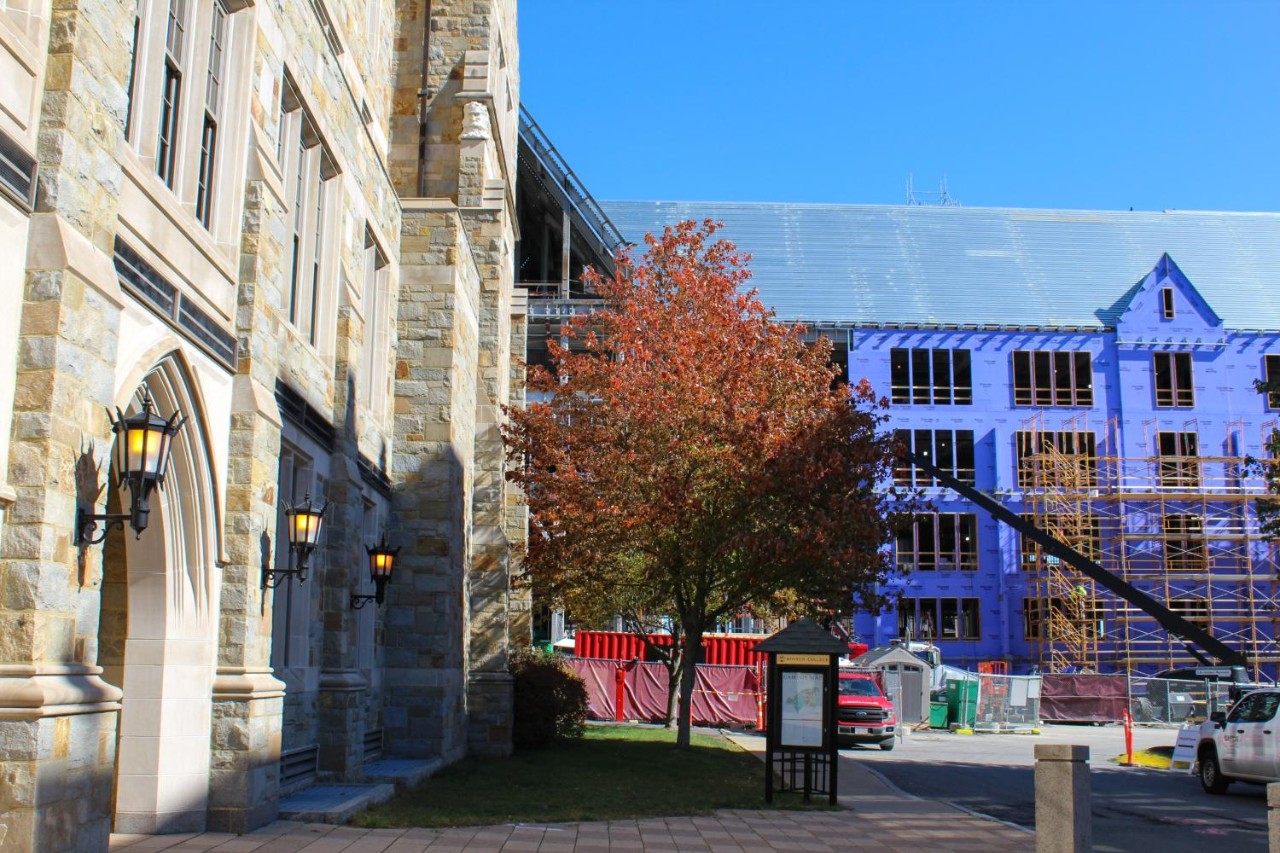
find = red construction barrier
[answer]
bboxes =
[574,631,865,667]
[566,658,762,727]
[1040,673,1127,722]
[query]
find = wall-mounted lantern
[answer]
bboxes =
[351,537,399,609]
[76,389,186,545]
[262,494,326,588]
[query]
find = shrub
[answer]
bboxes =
[510,648,589,749]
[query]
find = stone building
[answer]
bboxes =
[0,0,527,847]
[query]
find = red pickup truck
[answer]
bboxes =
[836,670,898,750]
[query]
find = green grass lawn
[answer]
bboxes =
[354,725,828,828]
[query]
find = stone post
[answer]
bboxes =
[207,174,290,834]
[0,0,135,840]
[1034,743,1091,853]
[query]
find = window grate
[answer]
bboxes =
[113,238,236,371]
[275,381,336,451]
[363,728,384,763]
[280,744,318,793]
[0,129,37,210]
[177,296,236,369]
[114,238,177,316]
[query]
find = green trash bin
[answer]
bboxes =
[929,700,949,728]
[947,678,979,727]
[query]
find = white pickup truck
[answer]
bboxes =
[1196,687,1280,794]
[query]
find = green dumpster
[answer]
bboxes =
[929,701,949,728]
[947,678,979,727]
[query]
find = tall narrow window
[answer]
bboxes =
[361,229,390,412]
[1012,350,1094,407]
[279,79,336,349]
[894,429,975,487]
[1161,288,1175,320]
[889,348,972,405]
[194,0,227,227]
[1264,355,1280,410]
[1157,431,1199,489]
[157,0,189,187]
[1153,352,1194,407]
[124,0,145,140]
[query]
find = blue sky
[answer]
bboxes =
[518,2,1280,212]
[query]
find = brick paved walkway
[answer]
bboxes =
[111,805,1029,852]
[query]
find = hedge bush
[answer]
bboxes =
[510,648,589,749]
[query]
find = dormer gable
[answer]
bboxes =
[1112,253,1223,337]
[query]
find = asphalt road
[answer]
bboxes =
[842,724,1268,852]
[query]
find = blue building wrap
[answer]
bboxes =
[602,202,1280,679]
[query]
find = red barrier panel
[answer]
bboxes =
[1040,673,1127,722]
[566,658,762,727]
[574,631,772,666]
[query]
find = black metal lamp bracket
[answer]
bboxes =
[75,506,131,546]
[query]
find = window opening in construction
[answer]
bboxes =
[890,348,973,405]
[896,513,978,571]
[1016,430,1098,489]
[1157,431,1200,489]
[899,597,980,641]
[1264,355,1280,409]
[1012,350,1094,407]
[1020,513,1101,570]
[1154,352,1195,407]
[1164,513,1207,572]
[894,429,975,486]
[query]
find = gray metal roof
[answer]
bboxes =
[601,201,1280,331]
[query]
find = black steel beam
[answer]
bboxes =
[901,451,1248,668]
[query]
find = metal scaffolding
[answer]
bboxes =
[1020,414,1279,679]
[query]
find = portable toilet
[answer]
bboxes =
[851,644,933,725]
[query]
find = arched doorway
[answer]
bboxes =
[96,358,222,834]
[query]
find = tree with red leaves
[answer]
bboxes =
[503,220,918,748]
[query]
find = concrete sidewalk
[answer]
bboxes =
[110,734,1032,852]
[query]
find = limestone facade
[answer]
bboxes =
[0,0,526,847]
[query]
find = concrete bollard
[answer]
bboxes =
[1268,783,1280,851]
[1035,744,1091,853]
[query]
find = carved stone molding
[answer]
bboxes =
[211,666,286,701]
[0,663,123,719]
[318,669,369,693]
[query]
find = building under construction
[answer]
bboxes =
[590,202,1280,680]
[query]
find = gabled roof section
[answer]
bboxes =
[519,105,628,264]
[602,201,1280,331]
[1110,253,1223,332]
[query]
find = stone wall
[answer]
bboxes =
[0,0,522,843]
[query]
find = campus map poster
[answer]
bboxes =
[779,670,825,747]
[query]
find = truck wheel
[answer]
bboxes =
[1199,749,1230,794]
[879,740,895,751]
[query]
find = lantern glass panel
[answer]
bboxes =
[290,509,323,547]
[131,423,167,476]
[370,549,394,579]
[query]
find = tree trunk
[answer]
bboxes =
[675,624,705,750]
[664,650,683,728]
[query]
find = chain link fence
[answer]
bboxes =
[967,673,1043,731]
[1127,675,1236,724]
